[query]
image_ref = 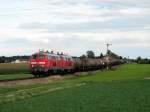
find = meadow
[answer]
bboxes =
[0,63,32,81]
[0,63,29,75]
[0,64,150,112]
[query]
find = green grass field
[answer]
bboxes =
[0,64,150,112]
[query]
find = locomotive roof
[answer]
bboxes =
[37,51,72,58]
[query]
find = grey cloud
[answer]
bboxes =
[19,16,150,32]
[1,38,28,44]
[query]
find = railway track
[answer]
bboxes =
[0,77,36,83]
[0,71,96,87]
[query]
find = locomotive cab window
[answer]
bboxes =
[57,56,61,60]
[56,56,60,60]
[52,56,56,60]
[64,57,67,61]
[32,54,38,59]
[48,55,52,60]
[39,53,45,59]
[68,58,71,61]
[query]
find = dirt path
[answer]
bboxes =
[0,77,50,87]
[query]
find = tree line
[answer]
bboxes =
[0,56,29,63]
[136,56,150,64]
[80,50,104,58]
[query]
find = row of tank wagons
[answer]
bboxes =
[73,57,124,71]
[73,57,105,71]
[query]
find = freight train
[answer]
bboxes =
[29,50,124,77]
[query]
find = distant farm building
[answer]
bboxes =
[103,50,121,62]
[11,59,28,64]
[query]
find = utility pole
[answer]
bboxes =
[106,43,112,54]
[105,43,112,70]
[128,56,130,64]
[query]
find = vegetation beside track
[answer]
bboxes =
[1,64,150,112]
[0,63,29,75]
[0,63,32,81]
[0,74,33,81]
[78,64,150,81]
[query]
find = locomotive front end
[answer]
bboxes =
[29,52,48,76]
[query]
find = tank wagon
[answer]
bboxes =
[73,57,105,71]
[29,50,124,77]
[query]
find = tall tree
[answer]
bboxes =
[86,50,95,58]
[80,54,86,58]
[100,53,104,58]
[137,56,142,64]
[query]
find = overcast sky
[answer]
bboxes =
[0,0,150,58]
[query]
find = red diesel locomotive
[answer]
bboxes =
[29,51,74,77]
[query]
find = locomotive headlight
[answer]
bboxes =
[31,62,37,64]
[39,62,45,64]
